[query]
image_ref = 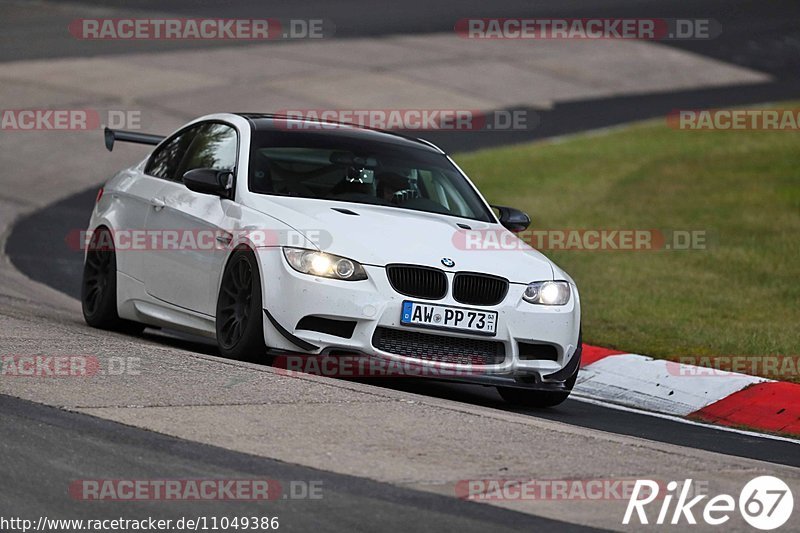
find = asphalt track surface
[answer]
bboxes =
[3,0,799,82]
[0,394,600,532]
[6,188,800,470]
[3,0,800,155]
[3,0,800,529]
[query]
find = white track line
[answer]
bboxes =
[570,393,800,446]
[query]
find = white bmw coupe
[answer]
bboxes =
[82,113,581,406]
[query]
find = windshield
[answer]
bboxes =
[248,132,493,222]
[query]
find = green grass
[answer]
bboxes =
[455,103,800,376]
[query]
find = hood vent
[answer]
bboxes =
[331,207,359,216]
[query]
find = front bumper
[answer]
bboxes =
[256,248,581,389]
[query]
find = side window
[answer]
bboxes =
[144,127,198,181]
[178,123,238,177]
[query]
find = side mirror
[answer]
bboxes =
[182,168,233,198]
[492,205,530,232]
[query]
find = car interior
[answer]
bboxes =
[250,147,479,218]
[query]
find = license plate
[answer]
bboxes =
[400,301,497,336]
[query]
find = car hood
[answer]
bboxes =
[246,196,554,283]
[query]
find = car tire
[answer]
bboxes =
[81,227,144,334]
[216,247,266,362]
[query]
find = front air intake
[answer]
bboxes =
[385,265,447,300]
[372,327,506,365]
[452,273,509,306]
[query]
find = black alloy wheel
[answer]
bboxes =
[216,248,266,361]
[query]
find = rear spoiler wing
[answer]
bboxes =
[104,127,165,152]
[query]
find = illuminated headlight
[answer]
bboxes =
[523,281,570,305]
[283,248,367,281]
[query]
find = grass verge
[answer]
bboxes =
[455,102,800,380]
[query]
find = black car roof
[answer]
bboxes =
[234,113,444,154]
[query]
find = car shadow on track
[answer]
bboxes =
[135,326,800,468]
[139,326,571,414]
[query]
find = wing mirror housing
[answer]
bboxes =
[183,168,233,198]
[492,205,531,232]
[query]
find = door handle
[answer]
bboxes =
[150,197,166,210]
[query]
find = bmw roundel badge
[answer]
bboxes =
[441,258,455,268]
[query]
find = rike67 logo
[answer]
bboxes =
[624,476,793,530]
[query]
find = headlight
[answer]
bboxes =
[283,248,368,281]
[523,281,570,305]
